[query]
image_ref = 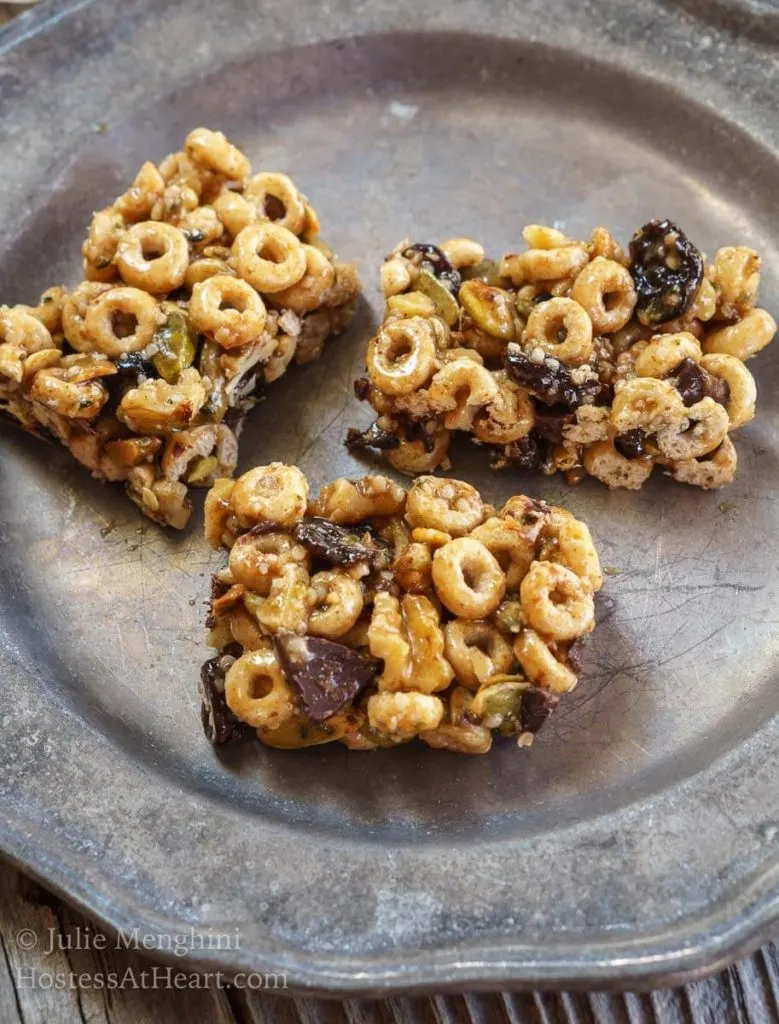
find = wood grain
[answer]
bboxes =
[0,861,777,1024]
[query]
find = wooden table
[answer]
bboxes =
[1,4,778,1022]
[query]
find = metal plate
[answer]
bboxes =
[1,0,779,996]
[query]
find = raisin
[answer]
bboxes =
[520,687,560,734]
[671,357,730,408]
[273,635,379,722]
[629,219,703,327]
[199,657,244,745]
[293,517,389,569]
[403,242,461,293]
[614,428,648,459]
[504,347,611,409]
[492,432,548,472]
[353,376,371,402]
[345,422,401,452]
[532,403,575,444]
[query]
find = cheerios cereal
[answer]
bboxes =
[348,222,774,490]
[0,129,360,527]
[200,466,603,754]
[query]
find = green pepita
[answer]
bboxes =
[152,311,197,383]
[414,269,460,326]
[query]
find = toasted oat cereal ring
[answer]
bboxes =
[306,570,364,639]
[548,517,603,592]
[83,287,160,358]
[501,245,589,285]
[472,378,535,445]
[0,307,53,354]
[432,537,506,619]
[514,628,578,693]
[367,691,444,738]
[703,308,776,361]
[185,128,251,180]
[656,397,730,460]
[229,530,308,595]
[470,516,536,590]
[519,561,594,641]
[634,332,702,379]
[224,648,296,729]
[570,256,636,334]
[115,221,189,293]
[232,222,307,293]
[269,244,335,312]
[213,191,256,239]
[185,257,236,288]
[610,377,686,434]
[232,462,309,528]
[380,257,412,297]
[189,275,266,350]
[524,297,594,364]
[669,434,738,489]
[583,438,654,490]
[406,476,486,536]
[444,619,514,691]
[244,172,307,235]
[29,369,108,421]
[386,426,451,475]
[367,317,438,396]
[428,358,500,430]
[699,353,756,430]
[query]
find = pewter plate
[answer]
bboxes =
[1,0,778,995]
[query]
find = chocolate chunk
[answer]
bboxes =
[199,657,243,745]
[520,687,560,735]
[564,638,586,674]
[671,357,730,408]
[274,635,379,723]
[614,428,648,459]
[294,517,388,568]
[504,347,611,409]
[629,219,703,327]
[345,422,401,452]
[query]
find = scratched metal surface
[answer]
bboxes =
[1,0,779,996]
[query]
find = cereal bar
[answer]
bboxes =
[348,225,774,489]
[200,464,602,754]
[0,129,360,527]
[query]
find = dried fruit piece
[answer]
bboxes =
[492,432,550,472]
[614,428,648,460]
[274,634,379,722]
[200,654,244,744]
[403,242,461,293]
[345,422,401,451]
[629,219,703,327]
[504,346,611,409]
[293,516,389,568]
[519,686,560,734]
